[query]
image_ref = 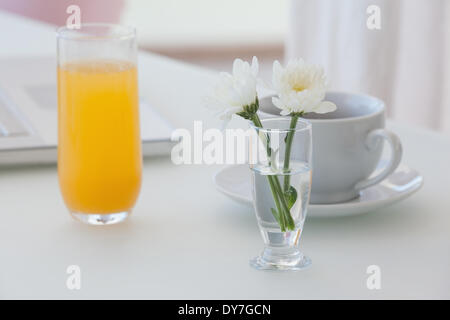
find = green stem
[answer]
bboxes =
[283,114,300,192]
[267,176,286,231]
[272,173,295,230]
[251,113,295,231]
[251,113,263,128]
[251,114,285,229]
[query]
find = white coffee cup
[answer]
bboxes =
[259,91,402,204]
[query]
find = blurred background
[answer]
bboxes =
[1,0,449,135]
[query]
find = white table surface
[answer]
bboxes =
[0,11,449,299]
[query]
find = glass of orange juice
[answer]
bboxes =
[57,24,142,225]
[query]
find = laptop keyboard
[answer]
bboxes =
[0,91,29,137]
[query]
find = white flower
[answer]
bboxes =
[207,57,259,121]
[272,59,336,116]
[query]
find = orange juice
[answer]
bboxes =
[57,60,142,214]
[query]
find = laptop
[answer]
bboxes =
[0,57,175,166]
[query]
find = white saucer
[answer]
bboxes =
[213,164,423,218]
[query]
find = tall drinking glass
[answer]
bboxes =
[57,24,142,225]
[249,118,312,270]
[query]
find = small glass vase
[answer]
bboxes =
[249,117,312,271]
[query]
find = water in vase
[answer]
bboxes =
[251,161,311,256]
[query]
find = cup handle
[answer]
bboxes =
[354,129,403,191]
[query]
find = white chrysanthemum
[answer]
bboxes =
[272,59,336,116]
[207,57,259,121]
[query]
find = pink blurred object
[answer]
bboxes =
[0,0,125,25]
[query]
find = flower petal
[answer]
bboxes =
[272,96,284,110]
[273,60,283,75]
[313,101,337,114]
[251,56,259,76]
[218,106,243,120]
[232,58,244,75]
[270,58,335,116]
[207,57,260,123]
